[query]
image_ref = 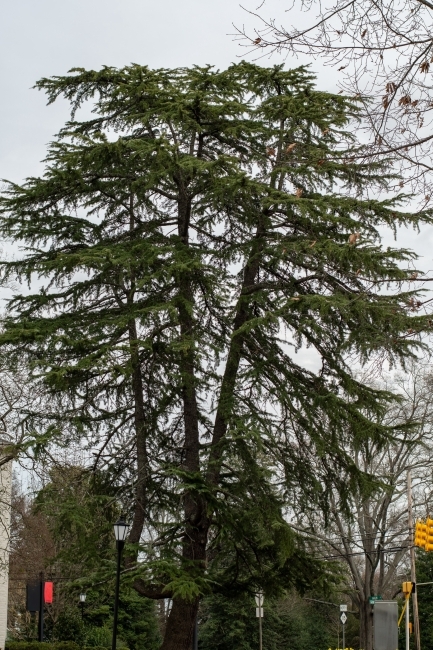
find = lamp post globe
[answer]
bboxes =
[112,516,129,650]
[79,593,86,620]
[113,517,128,548]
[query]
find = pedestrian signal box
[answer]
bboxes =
[26,581,40,613]
[44,582,53,604]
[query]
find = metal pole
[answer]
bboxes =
[342,623,345,650]
[406,595,410,650]
[408,470,421,650]
[337,618,340,650]
[258,608,263,650]
[38,573,44,642]
[111,540,124,650]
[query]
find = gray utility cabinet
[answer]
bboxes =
[373,601,398,650]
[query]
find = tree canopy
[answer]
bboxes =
[0,61,432,650]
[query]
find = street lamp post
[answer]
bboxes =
[79,593,86,621]
[255,592,264,650]
[112,516,129,650]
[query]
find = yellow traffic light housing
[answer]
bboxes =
[425,519,433,551]
[415,521,427,548]
[402,581,413,595]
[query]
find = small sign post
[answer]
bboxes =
[255,592,264,650]
[340,604,347,650]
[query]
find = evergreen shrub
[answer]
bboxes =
[6,643,109,650]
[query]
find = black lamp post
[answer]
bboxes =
[79,593,86,620]
[112,516,128,650]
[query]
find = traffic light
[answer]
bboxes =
[415,521,427,548]
[413,518,433,551]
[402,581,413,595]
[425,518,433,551]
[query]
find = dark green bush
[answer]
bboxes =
[6,643,54,650]
[83,627,111,648]
[5,643,108,650]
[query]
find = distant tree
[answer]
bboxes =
[413,548,433,648]
[9,467,160,650]
[239,0,433,195]
[292,364,433,650]
[33,465,119,573]
[8,476,56,640]
[1,62,432,650]
[0,353,50,464]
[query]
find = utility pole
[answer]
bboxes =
[407,470,421,650]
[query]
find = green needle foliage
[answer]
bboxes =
[33,466,120,571]
[0,62,432,650]
[199,592,335,650]
[412,550,433,649]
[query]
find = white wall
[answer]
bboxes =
[0,462,12,650]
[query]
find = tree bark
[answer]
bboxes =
[161,599,199,650]
[160,188,267,650]
[160,185,207,650]
[142,138,268,648]
[126,194,150,550]
[207,216,266,486]
[359,598,373,650]
[127,317,149,547]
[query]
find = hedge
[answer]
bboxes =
[6,643,108,650]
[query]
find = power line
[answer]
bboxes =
[317,545,410,561]
[303,597,356,613]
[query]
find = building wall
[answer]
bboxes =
[0,462,12,650]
